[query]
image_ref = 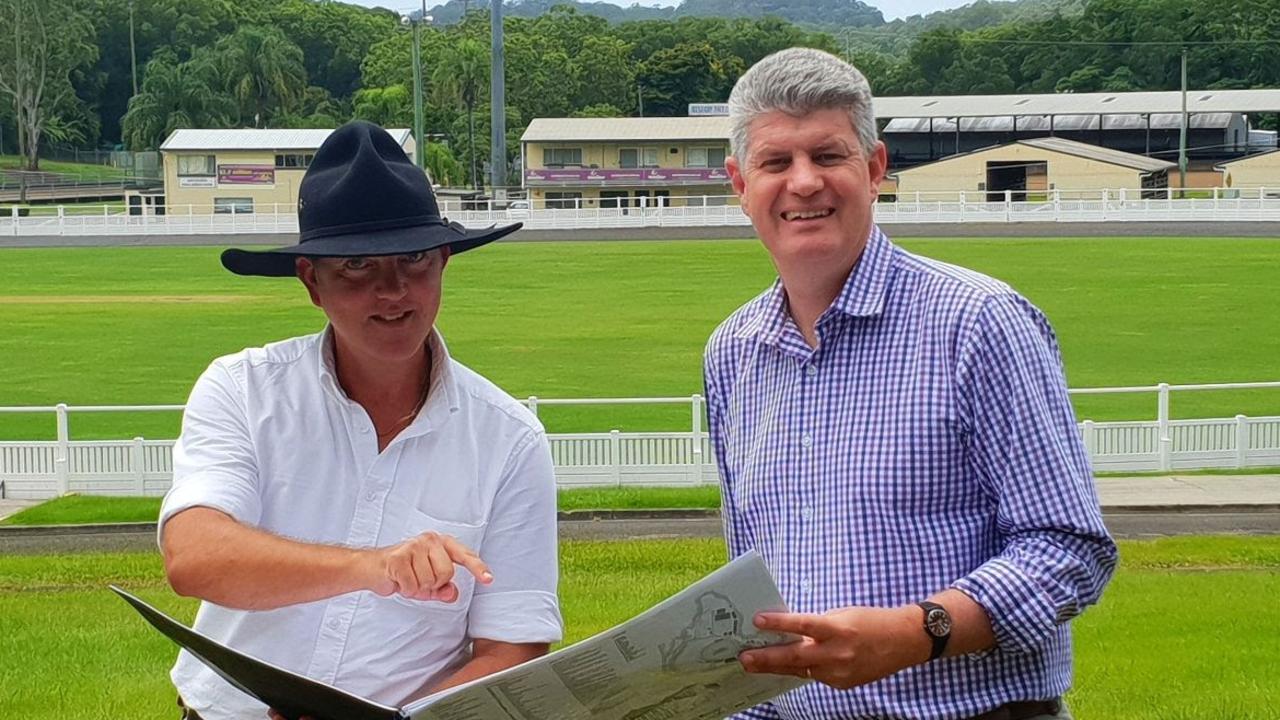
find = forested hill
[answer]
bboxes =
[424,0,886,27]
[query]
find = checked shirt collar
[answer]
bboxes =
[736,225,895,356]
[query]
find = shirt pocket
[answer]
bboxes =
[386,507,488,615]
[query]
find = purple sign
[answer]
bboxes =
[525,167,728,184]
[218,164,276,185]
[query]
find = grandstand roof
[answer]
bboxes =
[160,128,413,151]
[873,89,1280,119]
[884,112,1237,133]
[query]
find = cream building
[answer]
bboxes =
[891,137,1175,201]
[1215,149,1280,195]
[520,117,736,210]
[150,128,414,215]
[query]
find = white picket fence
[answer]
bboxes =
[1,382,1278,499]
[5,187,1280,237]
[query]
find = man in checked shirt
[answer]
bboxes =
[705,48,1118,720]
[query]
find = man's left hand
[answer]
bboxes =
[738,605,928,689]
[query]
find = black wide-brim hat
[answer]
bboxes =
[221,120,520,277]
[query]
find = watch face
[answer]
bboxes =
[925,608,952,637]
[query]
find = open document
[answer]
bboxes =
[113,550,809,720]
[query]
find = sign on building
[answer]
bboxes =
[217,164,276,185]
[688,103,730,116]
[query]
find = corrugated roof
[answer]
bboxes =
[1019,137,1175,171]
[884,112,1236,133]
[160,128,413,151]
[896,137,1175,176]
[521,117,731,143]
[873,89,1280,119]
[1215,148,1280,168]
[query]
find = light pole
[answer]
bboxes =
[402,6,432,171]
[128,0,139,97]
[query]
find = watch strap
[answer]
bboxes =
[917,601,950,661]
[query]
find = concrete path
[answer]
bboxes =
[0,498,38,521]
[1095,474,1280,509]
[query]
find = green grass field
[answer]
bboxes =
[0,237,1277,440]
[0,154,140,182]
[0,536,1276,719]
[0,487,728,526]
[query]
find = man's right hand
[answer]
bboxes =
[367,531,493,602]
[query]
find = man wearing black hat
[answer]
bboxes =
[158,121,562,720]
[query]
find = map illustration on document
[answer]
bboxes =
[114,551,809,720]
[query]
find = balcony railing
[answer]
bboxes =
[524,167,729,185]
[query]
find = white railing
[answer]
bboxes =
[5,187,1280,237]
[2,383,1278,499]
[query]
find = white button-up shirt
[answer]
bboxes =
[160,329,562,720]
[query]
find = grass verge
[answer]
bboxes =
[0,486,727,526]
[0,536,1276,719]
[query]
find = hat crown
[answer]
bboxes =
[297,121,440,241]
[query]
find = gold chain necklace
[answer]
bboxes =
[375,349,432,440]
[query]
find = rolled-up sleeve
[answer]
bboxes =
[159,359,261,545]
[951,292,1118,654]
[467,429,563,644]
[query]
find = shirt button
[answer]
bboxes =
[806,365,818,377]
[365,491,377,502]
[801,433,813,448]
[360,426,370,434]
[328,619,340,630]
[800,578,811,593]
[801,506,814,520]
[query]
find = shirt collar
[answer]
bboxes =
[736,225,895,345]
[317,326,461,424]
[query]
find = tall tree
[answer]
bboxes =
[120,49,236,150]
[0,0,97,170]
[213,26,307,128]
[353,85,413,127]
[432,38,488,189]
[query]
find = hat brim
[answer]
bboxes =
[220,221,522,277]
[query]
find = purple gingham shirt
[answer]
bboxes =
[704,226,1117,720]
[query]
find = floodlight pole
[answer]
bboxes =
[490,0,506,193]
[1178,47,1188,191]
[410,6,432,170]
[129,0,139,97]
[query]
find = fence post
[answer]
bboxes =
[1082,419,1096,458]
[610,429,622,487]
[58,205,65,234]
[1235,414,1249,468]
[1004,189,1012,222]
[1157,382,1172,471]
[958,191,966,223]
[1100,188,1109,221]
[526,395,538,417]
[55,403,70,496]
[10,205,17,236]
[690,394,704,483]
[1052,188,1061,221]
[132,437,146,494]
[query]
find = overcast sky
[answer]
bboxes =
[356,0,978,22]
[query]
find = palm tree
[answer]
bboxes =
[120,50,237,150]
[431,39,488,189]
[214,26,307,128]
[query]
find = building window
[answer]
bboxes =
[274,153,314,169]
[685,147,727,168]
[214,197,254,214]
[545,191,582,209]
[619,147,659,168]
[543,147,583,167]
[177,155,216,176]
